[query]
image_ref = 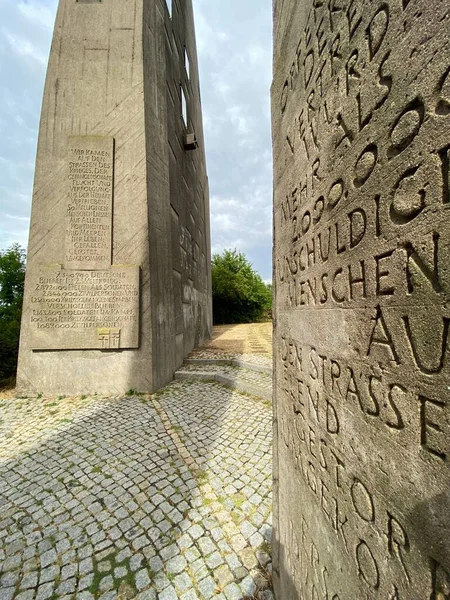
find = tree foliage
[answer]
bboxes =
[0,244,26,384]
[212,249,272,324]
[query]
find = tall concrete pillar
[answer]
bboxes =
[17,0,211,396]
[272,0,450,597]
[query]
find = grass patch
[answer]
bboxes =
[125,389,145,397]
[88,570,103,596]
[260,540,272,556]
[233,493,246,509]
[196,470,209,484]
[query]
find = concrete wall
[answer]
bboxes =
[272,0,450,598]
[17,0,211,396]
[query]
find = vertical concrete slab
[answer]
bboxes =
[272,0,450,598]
[17,0,211,396]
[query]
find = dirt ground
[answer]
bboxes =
[201,322,273,357]
[0,383,16,399]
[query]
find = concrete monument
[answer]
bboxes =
[272,0,450,598]
[18,0,211,395]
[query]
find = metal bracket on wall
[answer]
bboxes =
[184,132,198,150]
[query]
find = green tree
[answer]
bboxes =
[212,249,272,324]
[0,244,26,385]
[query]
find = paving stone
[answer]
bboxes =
[56,578,77,595]
[191,557,209,581]
[99,575,114,591]
[224,582,242,600]
[177,533,193,551]
[135,568,151,590]
[160,543,178,561]
[79,557,93,575]
[215,564,234,588]
[240,575,257,596]
[136,590,157,600]
[78,573,94,591]
[148,556,164,573]
[35,583,54,600]
[1,572,19,587]
[173,571,193,592]
[166,554,187,574]
[158,586,178,600]
[15,591,35,600]
[154,571,171,592]
[20,571,39,589]
[98,592,116,600]
[197,575,217,598]
[249,532,264,548]
[78,593,95,600]
[114,565,128,578]
[198,536,216,556]
[0,589,16,600]
[98,560,112,573]
[188,524,204,540]
[184,546,201,562]
[39,565,60,583]
[181,590,200,600]
[61,563,77,579]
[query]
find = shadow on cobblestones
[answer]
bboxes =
[0,379,272,600]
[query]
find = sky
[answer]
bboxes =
[0,0,273,281]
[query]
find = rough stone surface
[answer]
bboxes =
[0,376,272,599]
[17,0,211,395]
[272,0,450,598]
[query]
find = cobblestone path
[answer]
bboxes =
[0,375,272,600]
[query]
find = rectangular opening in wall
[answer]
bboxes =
[181,87,187,127]
[165,0,172,17]
[184,47,190,79]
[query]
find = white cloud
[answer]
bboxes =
[17,1,56,30]
[3,30,47,65]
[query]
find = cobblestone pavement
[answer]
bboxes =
[0,378,272,600]
[186,354,272,373]
[199,324,272,358]
[175,367,272,403]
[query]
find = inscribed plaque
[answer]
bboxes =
[65,136,114,270]
[30,266,140,350]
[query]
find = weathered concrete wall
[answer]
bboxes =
[272,1,450,598]
[17,0,211,396]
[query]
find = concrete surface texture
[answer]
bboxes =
[0,333,273,599]
[17,0,212,396]
[272,0,450,598]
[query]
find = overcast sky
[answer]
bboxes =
[0,0,273,281]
